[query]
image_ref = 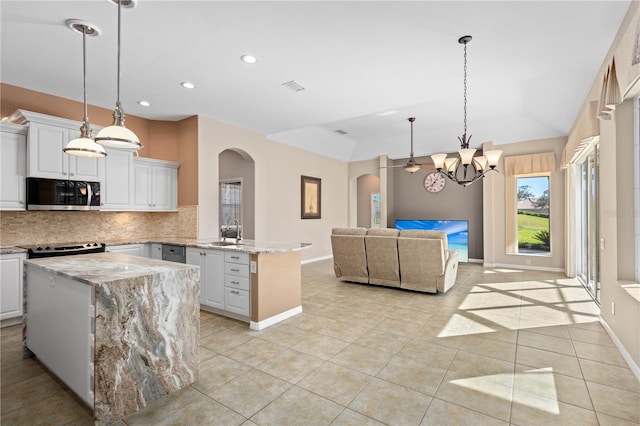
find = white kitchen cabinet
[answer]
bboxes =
[106,244,145,257]
[224,251,250,317]
[9,110,104,182]
[150,243,162,260]
[132,157,178,211]
[1,123,27,210]
[0,252,25,322]
[101,148,133,211]
[186,248,224,310]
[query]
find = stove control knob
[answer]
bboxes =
[45,247,51,251]
[93,243,99,247]
[36,247,43,251]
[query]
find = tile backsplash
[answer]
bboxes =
[0,205,197,246]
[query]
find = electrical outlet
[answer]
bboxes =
[601,238,605,250]
[525,259,531,266]
[127,226,135,232]
[612,301,615,315]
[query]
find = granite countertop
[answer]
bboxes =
[0,246,27,255]
[24,252,199,286]
[104,238,312,254]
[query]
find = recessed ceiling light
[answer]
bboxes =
[180,81,196,89]
[376,110,399,116]
[137,100,151,107]
[240,54,257,64]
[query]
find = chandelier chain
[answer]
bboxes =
[463,40,468,137]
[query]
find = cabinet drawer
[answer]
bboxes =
[225,288,249,317]
[224,262,249,277]
[224,274,250,291]
[224,251,249,265]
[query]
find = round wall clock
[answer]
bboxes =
[424,172,446,193]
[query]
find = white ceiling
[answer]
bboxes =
[1,1,631,162]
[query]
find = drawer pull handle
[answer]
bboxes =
[231,268,240,272]
[231,290,240,295]
[231,281,239,285]
[231,256,239,259]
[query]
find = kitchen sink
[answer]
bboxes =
[205,241,243,247]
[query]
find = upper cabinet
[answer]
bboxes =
[132,157,179,211]
[101,148,134,211]
[0,122,27,210]
[8,110,104,182]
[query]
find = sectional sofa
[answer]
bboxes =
[330,227,459,293]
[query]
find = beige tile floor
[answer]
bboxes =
[2,260,639,425]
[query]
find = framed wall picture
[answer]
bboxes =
[301,175,321,219]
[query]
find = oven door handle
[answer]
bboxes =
[87,183,93,207]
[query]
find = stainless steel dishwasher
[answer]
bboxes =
[161,244,186,263]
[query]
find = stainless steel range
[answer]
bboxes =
[22,242,106,259]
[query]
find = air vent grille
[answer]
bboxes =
[282,80,305,92]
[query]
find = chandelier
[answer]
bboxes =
[430,35,502,187]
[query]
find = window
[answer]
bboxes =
[515,174,551,255]
[577,148,600,302]
[219,179,242,237]
[371,193,381,228]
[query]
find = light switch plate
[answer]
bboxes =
[250,260,257,273]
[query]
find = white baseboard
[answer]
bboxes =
[483,262,565,273]
[468,258,483,264]
[301,255,333,265]
[250,306,303,330]
[600,317,640,382]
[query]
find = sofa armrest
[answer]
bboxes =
[437,250,459,293]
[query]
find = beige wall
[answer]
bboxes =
[356,174,380,228]
[197,116,349,261]
[483,137,566,271]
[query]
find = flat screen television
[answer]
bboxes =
[395,219,469,262]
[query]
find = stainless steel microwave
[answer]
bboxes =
[26,178,100,211]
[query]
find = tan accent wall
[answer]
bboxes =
[177,116,199,206]
[148,120,178,161]
[197,116,349,261]
[0,205,197,246]
[250,251,301,322]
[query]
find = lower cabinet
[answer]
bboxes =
[187,248,250,319]
[0,253,25,322]
[187,248,224,310]
[106,244,146,257]
[150,243,162,260]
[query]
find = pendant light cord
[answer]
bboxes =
[82,26,89,126]
[116,0,122,110]
[463,39,468,139]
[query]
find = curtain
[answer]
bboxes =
[504,152,557,176]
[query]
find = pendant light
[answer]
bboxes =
[95,0,142,151]
[63,20,107,158]
[431,35,502,187]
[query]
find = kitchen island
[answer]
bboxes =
[23,252,199,424]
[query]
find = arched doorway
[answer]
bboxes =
[218,149,256,239]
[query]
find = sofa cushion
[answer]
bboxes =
[332,227,368,235]
[398,230,448,252]
[364,235,400,287]
[366,228,399,237]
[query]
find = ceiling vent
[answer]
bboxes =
[334,129,348,135]
[282,80,305,92]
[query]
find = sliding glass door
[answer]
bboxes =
[578,148,600,303]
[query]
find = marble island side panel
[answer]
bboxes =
[24,253,200,423]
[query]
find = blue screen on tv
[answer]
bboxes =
[395,219,469,262]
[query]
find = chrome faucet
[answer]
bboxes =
[233,218,242,243]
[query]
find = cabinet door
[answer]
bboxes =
[132,162,152,210]
[151,166,173,210]
[203,250,224,310]
[186,249,205,304]
[0,254,25,320]
[1,131,27,210]
[107,244,144,257]
[28,122,69,179]
[225,288,250,317]
[150,243,162,260]
[102,149,132,211]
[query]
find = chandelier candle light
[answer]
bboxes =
[431,35,502,187]
[63,20,107,158]
[95,0,142,151]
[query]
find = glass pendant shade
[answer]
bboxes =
[473,155,487,171]
[484,150,503,167]
[95,123,141,151]
[404,164,421,174]
[64,134,107,157]
[431,153,447,170]
[458,148,477,165]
